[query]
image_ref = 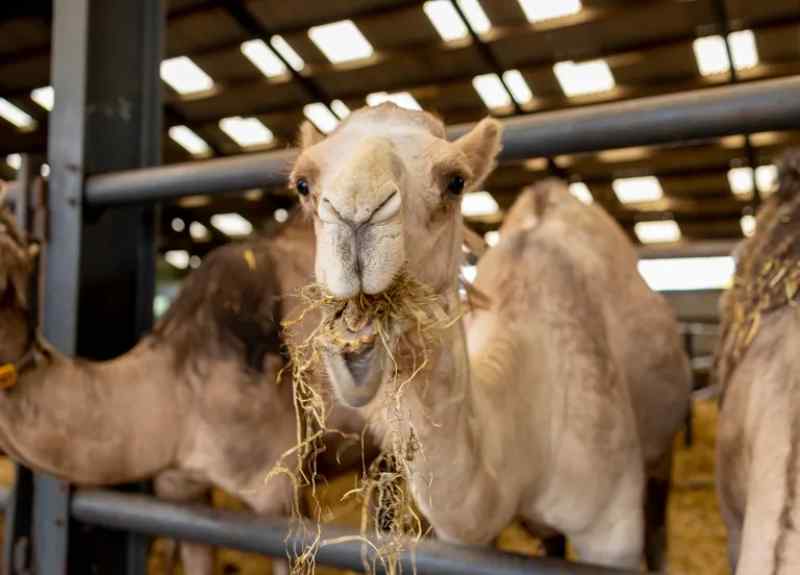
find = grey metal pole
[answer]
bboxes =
[85,76,800,205]
[71,490,639,575]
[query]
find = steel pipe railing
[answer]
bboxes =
[84,76,800,206]
[71,489,640,575]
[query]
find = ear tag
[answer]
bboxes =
[0,363,17,390]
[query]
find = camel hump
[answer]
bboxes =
[154,240,282,374]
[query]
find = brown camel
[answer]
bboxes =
[715,150,800,574]
[289,104,691,569]
[0,201,365,574]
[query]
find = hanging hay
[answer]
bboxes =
[275,269,460,574]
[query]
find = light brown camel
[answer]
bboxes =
[715,151,800,574]
[289,104,691,570]
[0,202,365,574]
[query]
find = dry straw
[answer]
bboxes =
[275,269,459,574]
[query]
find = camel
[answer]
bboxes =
[289,104,691,570]
[0,199,367,574]
[715,150,800,574]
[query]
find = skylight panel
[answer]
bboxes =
[165,250,190,270]
[727,167,754,197]
[693,35,729,76]
[31,86,54,111]
[241,39,287,78]
[168,125,211,157]
[472,73,512,110]
[424,1,468,41]
[634,220,681,244]
[0,98,36,130]
[553,60,615,97]
[740,214,756,237]
[612,176,663,204]
[568,182,593,204]
[502,70,533,105]
[160,56,214,95]
[366,91,422,111]
[518,0,581,23]
[484,230,500,246]
[219,116,274,148]
[308,20,374,64]
[729,30,759,70]
[457,0,491,34]
[270,36,305,71]
[638,257,735,291]
[210,213,253,237]
[461,191,499,217]
[331,99,351,119]
[303,103,339,134]
[6,154,21,171]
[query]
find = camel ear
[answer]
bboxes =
[298,121,325,149]
[454,117,503,187]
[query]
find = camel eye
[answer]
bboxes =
[296,178,310,197]
[446,175,465,196]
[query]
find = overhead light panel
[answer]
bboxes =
[424,1,468,41]
[518,0,581,23]
[168,125,211,157]
[727,167,754,197]
[219,116,274,148]
[210,213,253,237]
[568,182,593,204]
[502,70,533,105]
[241,39,287,78]
[484,230,500,247]
[457,0,491,34]
[634,220,681,244]
[740,214,756,237]
[160,56,214,95]
[0,98,36,130]
[270,36,305,71]
[461,191,499,217]
[189,221,209,241]
[553,59,615,97]
[6,154,21,171]
[303,103,339,134]
[612,176,663,204]
[31,86,54,111]
[729,29,759,70]
[331,99,351,119]
[274,208,289,223]
[756,164,778,195]
[462,265,477,283]
[308,20,374,64]
[366,91,422,111]
[165,250,190,270]
[638,257,734,291]
[472,73,512,110]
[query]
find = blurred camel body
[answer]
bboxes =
[290,104,692,569]
[0,207,363,574]
[716,152,800,574]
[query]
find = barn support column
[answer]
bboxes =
[2,0,164,573]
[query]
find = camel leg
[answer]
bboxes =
[644,450,673,572]
[154,470,215,575]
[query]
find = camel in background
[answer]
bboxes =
[0,203,365,574]
[291,104,691,570]
[716,150,800,574]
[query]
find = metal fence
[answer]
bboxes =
[4,0,800,573]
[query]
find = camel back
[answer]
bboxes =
[715,150,800,391]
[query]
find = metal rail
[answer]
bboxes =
[71,489,639,575]
[85,76,800,206]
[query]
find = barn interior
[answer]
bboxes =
[2,1,799,574]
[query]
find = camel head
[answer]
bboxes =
[290,104,501,407]
[0,196,35,365]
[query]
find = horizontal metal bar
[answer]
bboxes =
[85,148,297,206]
[71,489,638,575]
[85,77,800,206]
[636,240,737,259]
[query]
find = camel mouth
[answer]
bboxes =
[323,342,385,407]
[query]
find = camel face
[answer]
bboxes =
[0,210,33,364]
[290,103,501,406]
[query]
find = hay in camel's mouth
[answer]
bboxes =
[274,269,459,574]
